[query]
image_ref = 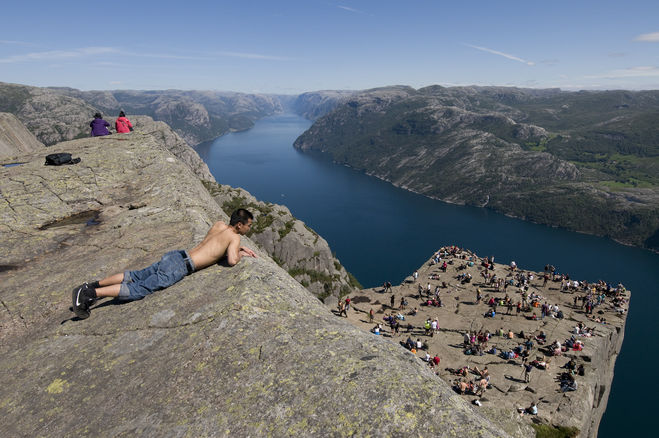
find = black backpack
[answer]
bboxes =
[45,153,81,166]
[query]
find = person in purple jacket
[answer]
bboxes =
[90,112,111,136]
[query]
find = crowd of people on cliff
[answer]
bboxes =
[90,111,133,137]
[337,244,627,419]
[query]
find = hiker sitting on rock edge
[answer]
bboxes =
[71,208,257,319]
[517,401,537,416]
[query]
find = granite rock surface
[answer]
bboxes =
[0,134,509,437]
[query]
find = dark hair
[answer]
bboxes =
[94,112,102,119]
[119,111,126,117]
[229,208,254,226]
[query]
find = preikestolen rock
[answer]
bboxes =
[343,248,628,438]
[0,134,509,437]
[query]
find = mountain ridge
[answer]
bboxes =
[293,85,659,251]
[0,81,353,147]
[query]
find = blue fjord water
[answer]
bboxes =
[195,113,659,437]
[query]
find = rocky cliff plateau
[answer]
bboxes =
[346,250,628,438]
[0,130,508,437]
[0,114,355,305]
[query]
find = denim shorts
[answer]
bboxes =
[118,250,195,301]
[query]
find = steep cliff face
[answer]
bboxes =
[130,117,359,302]
[0,112,44,158]
[0,134,509,437]
[294,86,659,250]
[206,183,360,302]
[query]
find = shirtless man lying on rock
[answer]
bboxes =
[71,208,257,319]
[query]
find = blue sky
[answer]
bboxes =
[1,0,658,93]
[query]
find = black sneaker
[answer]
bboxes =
[72,283,96,319]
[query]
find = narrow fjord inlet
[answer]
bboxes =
[197,113,659,438]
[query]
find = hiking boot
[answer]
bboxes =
[72,283,97,319]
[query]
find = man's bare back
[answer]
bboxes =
[189,219,256,270]
[71,209,257,319]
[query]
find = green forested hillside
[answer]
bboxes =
[294,86,659,250]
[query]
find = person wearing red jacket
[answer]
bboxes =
[115,111,133,133]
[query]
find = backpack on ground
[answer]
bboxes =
[45,153,81,166]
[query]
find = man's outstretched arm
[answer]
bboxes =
[240,246,257,258]
[227,237,256,266]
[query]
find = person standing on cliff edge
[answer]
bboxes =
[71,208,257,319]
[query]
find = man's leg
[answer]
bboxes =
[79,272,126,301]
[118,251,189,301]
[95,284,121,298]
[98,272,125,287]
[73,251,188,319]
[73,269,135,318]
[95,257,165,300]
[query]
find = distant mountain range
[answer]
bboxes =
[294,85,659,251]
[4,80,657,250]
[47,87,287,145]
[0,81,351,146]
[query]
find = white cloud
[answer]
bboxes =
[464,43,535,66]
[634,32,659,42]
[215,51,292,61]
[337,5,365,14]
[585,66,659,79]
[0,40,35,46]
[0,47,118,63]
[0,46,223,64]
[126,51,212,61]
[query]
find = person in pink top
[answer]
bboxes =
[115,111,133,133]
